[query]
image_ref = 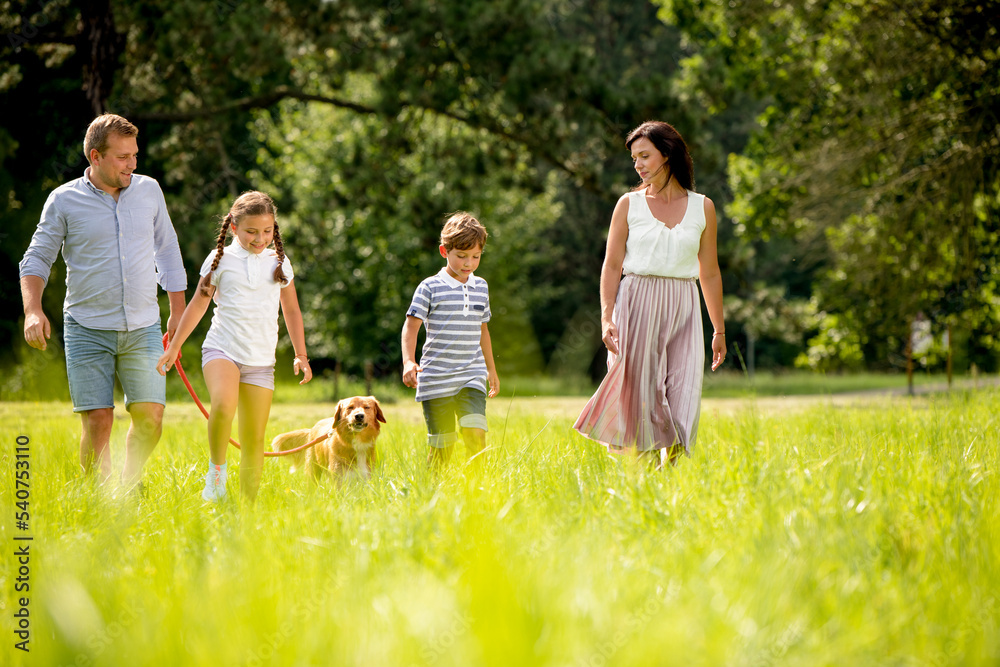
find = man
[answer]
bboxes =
[19,114,187,489]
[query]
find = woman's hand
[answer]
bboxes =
[710,333,726,371]
[602,321,620,355]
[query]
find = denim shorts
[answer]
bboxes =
[201,348,275,390]
[63,315,166,413]
[421,387,488,448]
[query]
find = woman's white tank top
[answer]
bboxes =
[621,189,706,279]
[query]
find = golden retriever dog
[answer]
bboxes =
[271,396,386,480]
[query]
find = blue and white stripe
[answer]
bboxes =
[407,268,491,402]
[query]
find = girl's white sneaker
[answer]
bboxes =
[201,464,227,502]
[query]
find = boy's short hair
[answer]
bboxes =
[440,211,488,251]
[83,114,138,164]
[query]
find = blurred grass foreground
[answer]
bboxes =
[1,385,998,666]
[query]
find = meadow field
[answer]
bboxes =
[1,388,998,666]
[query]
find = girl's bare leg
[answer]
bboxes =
[237,382,273,501]
[203,359,240,465]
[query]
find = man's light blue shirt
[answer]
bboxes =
[19,168,187,331]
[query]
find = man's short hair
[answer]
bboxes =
[83,114,138,164]
[440,211,488,251]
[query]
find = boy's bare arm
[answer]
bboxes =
[401,315,423,388]
[481,323,499,398]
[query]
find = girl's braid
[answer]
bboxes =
[199,213,232,297]
[272,222,288,285]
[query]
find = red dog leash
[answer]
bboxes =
[161,334,325,457]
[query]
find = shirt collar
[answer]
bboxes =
[437,266,480,289]
[82,167,137,199]
[226,241,253,259]
[82,167,108,196]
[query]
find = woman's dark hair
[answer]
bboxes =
[625,121,694,192]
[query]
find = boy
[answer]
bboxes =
[402,212,499,467]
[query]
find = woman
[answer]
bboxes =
[574,120,726,466]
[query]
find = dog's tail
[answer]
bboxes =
[270,428,312,469]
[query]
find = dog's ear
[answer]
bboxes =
[371,398,387,424]
[333,400,346,426]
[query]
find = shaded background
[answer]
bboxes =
[2,0,998,399]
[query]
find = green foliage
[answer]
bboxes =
[794,310,865,373]
[7,0,997,380]
[2,0,748,379]
[725,284,813,345]
[698,0,1000,369]
[2,392,999,664]
[245,99,561,375]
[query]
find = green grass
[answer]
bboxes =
[701,369,990,398]
[2,390,999,666]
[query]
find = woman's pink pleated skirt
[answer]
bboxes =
[573,274,705,454]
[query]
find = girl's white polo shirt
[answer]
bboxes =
[200,242,294,366]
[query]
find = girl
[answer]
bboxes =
[157,191,311,501]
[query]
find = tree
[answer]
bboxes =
[247,100,560,375]
[4,0,756,381]
[665,0,1000,370]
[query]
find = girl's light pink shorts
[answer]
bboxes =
[201,348,275,390]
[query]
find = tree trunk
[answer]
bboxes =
[947,322,953,390]
[77,0,124,116]
[364,360,374,397]
[906,317,914,396]
[333,360,342,401]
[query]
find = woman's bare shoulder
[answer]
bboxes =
[614,191,634,212]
